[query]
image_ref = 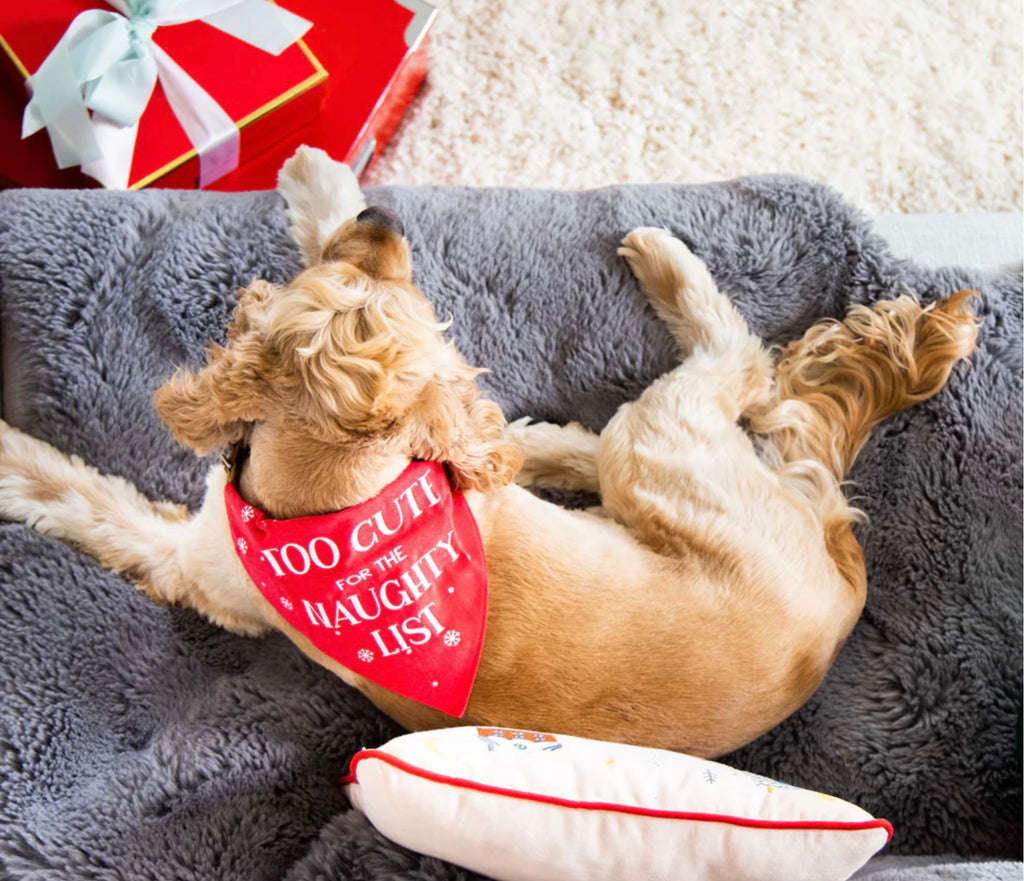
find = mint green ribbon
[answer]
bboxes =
[22,0,313,187]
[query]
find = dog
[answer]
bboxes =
[0,147,978,758]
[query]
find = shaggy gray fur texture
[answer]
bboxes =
[0,178,1020,880]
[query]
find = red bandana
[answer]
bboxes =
[224,461,488,716]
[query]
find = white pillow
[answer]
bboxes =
[345,726,892,881]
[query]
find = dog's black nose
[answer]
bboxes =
[356,206,405,237]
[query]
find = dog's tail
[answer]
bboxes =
[749,291,978,603]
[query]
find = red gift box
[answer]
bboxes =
[0,0,435,191]
[218,0,436,188]
[0,0,328,189]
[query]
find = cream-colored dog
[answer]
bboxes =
[0,148,978,758]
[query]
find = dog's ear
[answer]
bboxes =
[407,367,522,492]
[153,284,274,456]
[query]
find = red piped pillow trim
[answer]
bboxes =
[342,749,894,842]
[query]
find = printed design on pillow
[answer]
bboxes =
[477,727,563,752]
[225,461,488,716]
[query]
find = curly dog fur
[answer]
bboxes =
[0,148,978,757]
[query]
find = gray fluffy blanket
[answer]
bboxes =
[0,178,1020,880]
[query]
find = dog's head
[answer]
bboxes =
[154,207,520,492]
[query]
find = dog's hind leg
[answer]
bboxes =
[510,231,771,500]
[593,229,781,553]
[0,421,270,636]
[604,230,871,648]
[277,146,368,267]
[618,228,774,420]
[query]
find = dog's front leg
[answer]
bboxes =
[505,417,601,492]
[277,145,368,267]
[0,421,270,636]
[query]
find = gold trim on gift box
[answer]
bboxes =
[0,31,30,78]
[0,23,328,189]
[131,38,327,189]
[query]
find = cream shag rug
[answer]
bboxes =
[368,0,1023,214]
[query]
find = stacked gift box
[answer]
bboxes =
[0,0,436,190]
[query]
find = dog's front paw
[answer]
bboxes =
[0,420,57,526]
[278,146,367,267]
[505,417,557,487]
[278,146,361,204]
[506,418,600,491]
[503,416,532,448]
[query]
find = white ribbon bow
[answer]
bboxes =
[22,0,312,188]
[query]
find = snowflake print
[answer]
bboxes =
[280,598,294,611]
[357,649,374,663]
[236,538,248,554]
[240,505,255,523]
[751,775,793,792]
[443,630,461,648]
